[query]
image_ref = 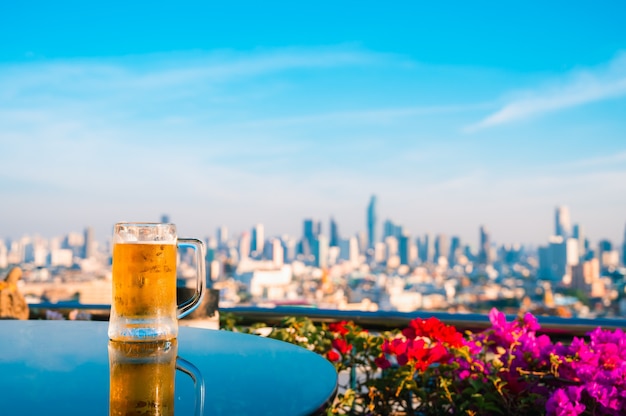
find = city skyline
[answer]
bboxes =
[2,202,624,255]
[1,2,625,246]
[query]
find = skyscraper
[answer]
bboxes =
[250,223,264,255]
[417,233,433,264]
[623,224,626,266]
[572,224,586,261]
[478,225,491,265]
[329,217,340,247]
[367,195,377,249]
[302,218,321,256]
[434,234,449,264]
[216,225,229,247]
[398,233,411,266]
[313,235,329,269]
[555,206,571,239]
[238,232,251,261]
[449,236,461,266]
[83,227,94,259]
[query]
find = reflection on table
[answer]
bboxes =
[109,339,205,416]
[0,320,337,416]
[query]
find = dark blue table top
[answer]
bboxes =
[0,320,337,416]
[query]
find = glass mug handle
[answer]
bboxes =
[176,357,206,416]
[177,238,206,319]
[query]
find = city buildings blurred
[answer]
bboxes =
[2,200,626,319]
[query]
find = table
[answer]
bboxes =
[0,320,338,416]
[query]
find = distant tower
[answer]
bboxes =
[597,239,613,271]
[329,217,340,247]
[418,233,433,263]
[367,195,377,249]
[383,219,395,239]
[302,218,321,256]
[398,233,411,266]
[555,206,571,239]
[478,225,491,265]
[623,224,626,266]
[449,236,461,266]
[216,225,229,247]
[250,223,264,255]
[434,234,449,263]
[270,238,284,267]
[313,235,329,269]
[83,227,94,259]
[572,224,585,261]
[238,232,251,261]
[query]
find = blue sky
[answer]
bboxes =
[1,1,625,249]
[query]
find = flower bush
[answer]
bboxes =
[221,309,626,415]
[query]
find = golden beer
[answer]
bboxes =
[109,341,176,416]
[112,243,177,317]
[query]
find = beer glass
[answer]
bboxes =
[109,340,205,416]
[108,222,205,342]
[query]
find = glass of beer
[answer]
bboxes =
[109,340,205,416]
[108,222,205,342]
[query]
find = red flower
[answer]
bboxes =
[402,326,416,339]
[326,350,340,362]
[427,343,448,364]
[382,338,408,356]
[406,317,463,347]
[332,338,352,355]
[437,325,464,347]
[406,339,427,362]
[328,321,350,335]
[375,355,392,369]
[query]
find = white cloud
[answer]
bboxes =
[559,151,626,169]
[0,45,394,98]
[466,51,626,131]
[239,102,489,127]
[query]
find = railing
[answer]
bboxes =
[26,302,626,339]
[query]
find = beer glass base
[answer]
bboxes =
[108,318,178,342]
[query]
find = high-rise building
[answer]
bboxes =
[329,217,340,247]
[622,224,626,266]
[478,225,491,265]
[555,206,571,239]
[313,235,329,269]
[538,236,579,282]
[597,239,618,271]
[367,195,377,249]
[434,234,449,264]
[338,236,360,266]
[281,237,297,264]
[449,236,461,266]
[301,218,321,256]
[216,226,229,247]
[384,236,398,260]
[398,233,411,266]
[250,223,264,255]
[83,227,94,259]
[417,233,433,264]
[572,223,585,261]
[238,232,251,261]
[270,238,284,267]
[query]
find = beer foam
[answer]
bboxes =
[114,223,177,244]
[114,240,176,244]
